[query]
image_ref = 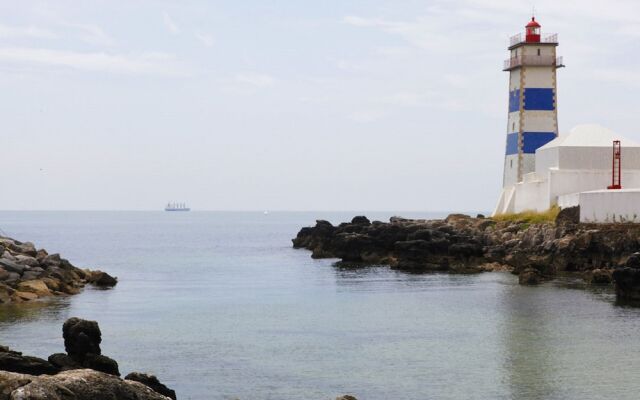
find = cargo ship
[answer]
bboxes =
[165,202,190,212]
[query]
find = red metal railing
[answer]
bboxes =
[503,55,564,70]
[509,33,558,47]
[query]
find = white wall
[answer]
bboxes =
[509,69,520,91]
[558,146,640,170]
[503,154,519,187]
[558,192,580,208]
[522,110,556,132]
[580,190,640,223]
[514,178,549,212]
[535,147,559,176]
[523,66,555,88]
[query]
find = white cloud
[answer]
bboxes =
[194,32,214,47]
[0,47,190,77]
[64,23,115,46]
[234,73,275,87]
[343,14,464,53]
[163,11,180,34]
[0,24,56,39]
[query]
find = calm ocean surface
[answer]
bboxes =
[0,211,639,400]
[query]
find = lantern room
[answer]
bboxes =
[525,17,541,42]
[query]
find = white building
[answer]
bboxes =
[494,124,640,217]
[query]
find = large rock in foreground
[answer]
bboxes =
[0,369,172,400]
[0,318,176,399]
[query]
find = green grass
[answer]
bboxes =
[492,206,560,224]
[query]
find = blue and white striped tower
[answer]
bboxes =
[502,16,563,187]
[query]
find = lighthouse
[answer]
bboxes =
[502,16,563,187]
[493,17,640,223]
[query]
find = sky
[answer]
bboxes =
[1,0,640,211]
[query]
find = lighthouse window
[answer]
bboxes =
[537,48,541,56]
[512,122,515,131]
[510,160,513,168]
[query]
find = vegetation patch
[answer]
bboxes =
[491,206,560,224]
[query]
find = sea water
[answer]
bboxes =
[0,211,639,400]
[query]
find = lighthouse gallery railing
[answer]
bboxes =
[509,33,558,47]
[503,55,564,70]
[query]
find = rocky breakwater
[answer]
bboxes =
[0,235,116,304]
[0,317,176,400]
[292,211,640,294]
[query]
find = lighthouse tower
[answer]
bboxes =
[502,16,563,187]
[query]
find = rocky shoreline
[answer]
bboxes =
[0,317,176,399]
[0,235,116,304]
[292,209,640,300]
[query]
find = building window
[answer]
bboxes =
[537,48,541,56]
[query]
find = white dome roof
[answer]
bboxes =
[539,124,640,149]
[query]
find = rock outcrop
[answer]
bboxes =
[0,369,172,400]
[48,317,120,376]
[293,214,640,294]
[0,347,58,376]
[0,318,176,399]
[0,235,117,304]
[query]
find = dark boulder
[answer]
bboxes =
[350,216,371,225]
[125,372,177,400]
[613,267,640,300]
[49,352,119,376]
[448,242,483,258]
[48,353,83,370]
[42,253,62,267]
[625,252,640,269]
[0,258,25,275]
[585,268,613,285]
[555,206,580,225]
[63,317,102,358]
[84,354,120,376]
[56,318,120,376]
[519,268,542,285]
[88,271,118,287]
[0,346,59,375]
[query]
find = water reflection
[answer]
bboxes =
[331,262,484,292]
[499,285,557,399]
[0,297,69,325]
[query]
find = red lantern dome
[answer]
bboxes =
[525,17,541,42]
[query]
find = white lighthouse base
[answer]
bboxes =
[578,189,640,223]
